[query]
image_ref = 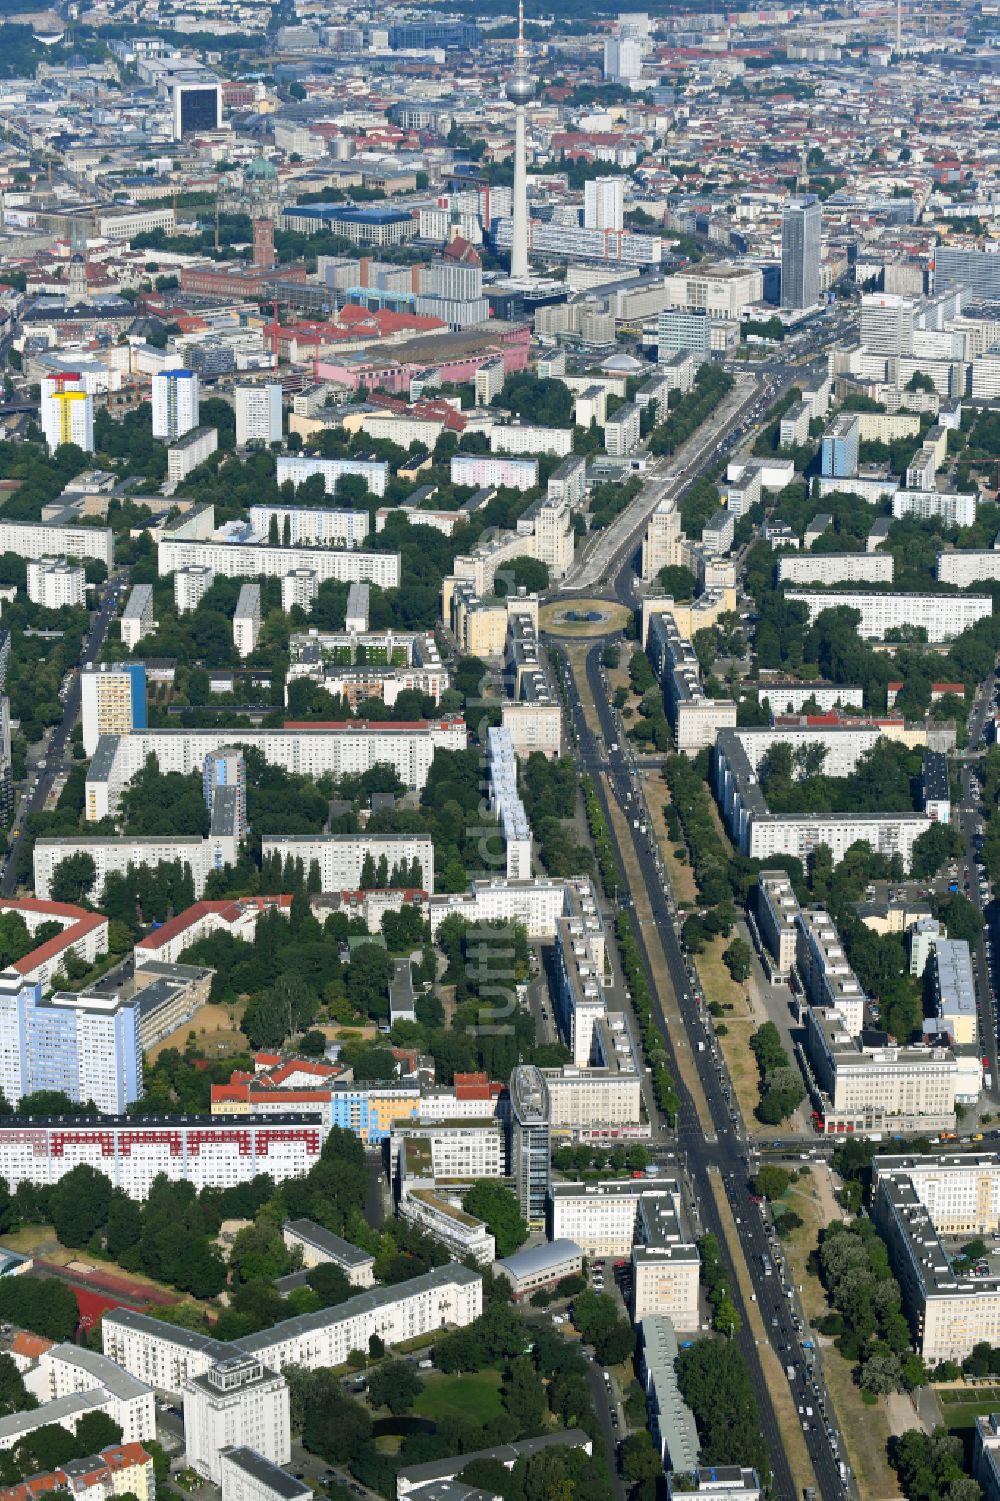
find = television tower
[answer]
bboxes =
[506,0,534,280]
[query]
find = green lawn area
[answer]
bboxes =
[413,1370,503,1426]
[938,1386,1000,1431]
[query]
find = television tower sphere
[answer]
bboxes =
[507,71,534,104]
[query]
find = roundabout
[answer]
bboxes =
[538,598,632,638]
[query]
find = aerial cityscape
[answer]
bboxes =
[5,2,1000,1501]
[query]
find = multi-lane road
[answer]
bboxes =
[554,633,845,1501]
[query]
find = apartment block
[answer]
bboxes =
[274,455,388,499]
[183,1357,289,1484]
[160,538,399,589]
[261,834,433,894]
[120,584,154,651]
[756,870,800,981]
[167,426,218,486]
[233,584,262,659]
[784,590,991,642]
[646,610,736,754]
[778,552,893,586]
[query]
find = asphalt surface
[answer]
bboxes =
[960,669,1000,1098]
[1,566,129,896]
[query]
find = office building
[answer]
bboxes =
[235,385,283,448]
[663,265,764,320]
[781,196,821,310]
[860,293,916,357]
[804,1007,958,1135]
[494,1240,584,1301]
[81,663,147,757]
[27,558,86,609]
[584,178,625,232]
[121,584,155,651]
[183,1357,289,1485]
[233,584,262,659]
[509,1064,550,1226]
[152,370,200,441]
[173,77,221,138]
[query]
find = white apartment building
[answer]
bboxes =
[450,454,539,492]
[275,455,388,499]
[281,570,319,614]
[233,584,262,659]
[605,402,641,458]
[27,1344,155,1445]
[0,1391,117,1452]
[584,177,624,232]
[937,551,1000,587]
[160,538,399,590]
[756,870,801,981]
[235,385,283,448]
[0,518,112,567]
[220,1449,310,1501]
[33,830,239,902]
[167,426,218,486]
[873,1154,1000,1364]
[261,834,434,894]
[175,565,215,614]
[249,506,369,550]
[238,1263,482,1375]
[891,490,977,528]
[757,681,864,715]
[28,558,87,608]
[84,721,467,821]
[281,1219,374,1286]
[183,1356,289,1485]
[489,425,574,458]
[345,583,369,633]
[777,552,894,586]
[0,1115,323,1199]
[121,584,154,651]
[501,701,562,758]
[796,905,866,1035]
[487,726,532,880]
[805,1007,958,1134]
[641,500,686,581]
[152,370,200,441]
[784,590,991,642]
[429,876,573,940]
